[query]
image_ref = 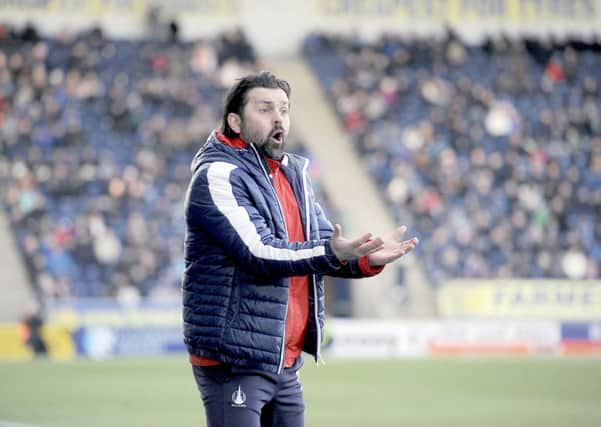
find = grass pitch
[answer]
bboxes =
[1,357,600,427]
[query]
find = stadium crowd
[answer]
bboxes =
[0,24,334,303]
[304,31,601,284]
[2,22,599,304]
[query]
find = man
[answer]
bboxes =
[183,71,418,427]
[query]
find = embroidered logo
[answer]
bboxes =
[231,385,247,407]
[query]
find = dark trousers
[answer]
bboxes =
[192,358,305,427]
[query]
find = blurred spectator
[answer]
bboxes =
[304,30,601,284]
[20,306,48,356]
[216,27,256,66]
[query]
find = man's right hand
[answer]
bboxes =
[330,224,384,262]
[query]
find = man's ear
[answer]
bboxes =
[227,113,242,134]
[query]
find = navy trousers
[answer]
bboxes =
[192,358,305,427]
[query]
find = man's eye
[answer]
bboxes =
[281,109,289,115]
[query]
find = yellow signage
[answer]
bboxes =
[0,324,75,360]
[437,280,601,319]
[0,324,31,360]
[51,307,181,327]
[317,0,599,21]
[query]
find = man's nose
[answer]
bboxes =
[273,110,283,124]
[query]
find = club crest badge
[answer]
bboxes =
[231,385,247,407]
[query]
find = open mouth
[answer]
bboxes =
[270,130,284,144]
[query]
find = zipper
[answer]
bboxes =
[301,159,321,362]
[301,159,311,253]
[249,144,289,236]
[249,143,288,373]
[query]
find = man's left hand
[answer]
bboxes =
[367,226,419,266]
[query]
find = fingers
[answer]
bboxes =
[331,224,384,261]
[400,237,419,247]
[366,233,419,266]
[333,224,342,240]
[391,225,407,241]
[398,237,419,255]
[356,237,384,256]
[386,237,419,260]
[350,233,373,248]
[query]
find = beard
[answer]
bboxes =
[240,121,287,160]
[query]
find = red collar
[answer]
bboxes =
[215,131,247,149]
[216,131,287,171]
[266,157,282,174]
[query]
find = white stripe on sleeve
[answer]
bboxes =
[207,162,326,261]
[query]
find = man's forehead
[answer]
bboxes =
[247,87,289,104]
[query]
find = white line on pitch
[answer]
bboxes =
[0,421,44,427]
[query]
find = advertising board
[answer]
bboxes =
[437,280,601,320]
[324,319,560,358]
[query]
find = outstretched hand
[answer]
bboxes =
[367,226,419,266]
[330,224,384,262]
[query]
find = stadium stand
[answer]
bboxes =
[0,24,336,307]
[303,31,601,285]
[2,20,599,317]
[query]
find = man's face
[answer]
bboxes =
[239,87,290,160]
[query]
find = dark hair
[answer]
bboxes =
[220,71,291,138]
